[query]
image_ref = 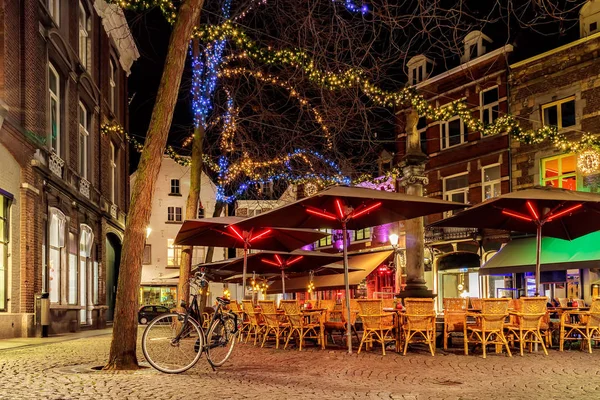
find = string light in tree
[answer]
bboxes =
[335,0,369,14]
[578,149,600,175]
[110,0,177,23]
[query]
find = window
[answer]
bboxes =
[170,179,180,195]
[461,31,492,63]
[109,59,117,112]
[167,207,182,222]
[444,173,469,215]
[417,117,428,154]
[109,142,118,204]
[0,194,10,311]
[78,2,90,69]
[591,22,598,32]
[407,55,432,85]
[318,229,333,247]
[482,164,501,201]
[78,102,89,179]
[47,0,60,25]
[198,205,205,219]
[79,225,93,324]
[440,116,467,149]
[354,228,371,241]
[542,97,576,130]
[192,247,205,265]
[167,239,182,267]
[68,233,78,305]
[142,244,152,265]
[48,208,66,303]
[541,154,577,191]
[49,63,61,156]
[92,260,99,305]
[481,87,499,125]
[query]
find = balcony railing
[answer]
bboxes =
[425,226,478,244]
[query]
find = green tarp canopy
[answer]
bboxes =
[480,231,600,275]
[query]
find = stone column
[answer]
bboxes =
[398,110,434,298]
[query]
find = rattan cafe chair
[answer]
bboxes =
[402,298,436,356]
[242,300,265,345]
[280,300,322,351]
[230,301,250,342]
[258,300,289,349]
[443,298,467,350]
[506,297,549,356]
[464,298,512,359]
[559,298,600,353]
[357,299,398,355]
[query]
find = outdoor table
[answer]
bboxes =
[383,308,404,348]
[302,308,326,349]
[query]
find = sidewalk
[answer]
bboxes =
[0,328,112,351]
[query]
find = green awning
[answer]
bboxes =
[480,231,600,275]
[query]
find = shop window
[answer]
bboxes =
[0,194,10,311]
[541,154,578,191]
[317,229,333,247]
[68,233,78,305]
[139,286,177,309]
[79,224,93,324]
[354,228,371,241]
[542,97,576,130]
[48,208,66,303]
[482,164,501,201]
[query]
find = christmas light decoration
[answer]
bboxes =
[577,149,600,175]
[335,0,369,14]
[109,0,177,23]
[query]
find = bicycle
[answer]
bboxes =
[141,271,239,373]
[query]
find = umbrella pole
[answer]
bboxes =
[342,222,352,354]
[242,243,248,300]
[281,269,286,299]
[535,224,542,297]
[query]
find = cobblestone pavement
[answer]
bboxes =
[1,330,599,400]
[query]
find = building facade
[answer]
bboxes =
[395,32,513,308]
[0,0,137,337]
[134,156,226,309]
[509,1,600,302]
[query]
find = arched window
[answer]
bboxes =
[461,31,492,63]
[79,225,94,324]
[48,208,66,303]
[406,55,434,85]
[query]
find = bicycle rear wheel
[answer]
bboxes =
[206,316,237,367]
[142,313,204,374]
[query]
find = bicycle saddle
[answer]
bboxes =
[216,297,231,305]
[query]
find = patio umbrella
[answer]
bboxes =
[429,186,600,295]
[203,250,348,295]
[232,185,465,353]
[174,216,328,297]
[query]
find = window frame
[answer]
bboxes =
[354,228,371,242]
[440,115,467,150]
[142,244,152,265]
[480,86,500,125]
[167,206,183,222]
[541,96,576,130]
[78,1,91,70]
[481,163,502,201]
[443,172,469,216]
[48,207,66,304]
[109,59,117,112]
[540,153,580,190]
[78,102,89,179]
[109,142,117,203]
[167,239,182,268]
[170,179,180,195]
[317,229,333,248]
[0,194,10,311]
[48,63,61,156]
[47,0,60,25]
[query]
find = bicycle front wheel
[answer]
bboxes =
[206,316,237,367]
[142,313,204,374]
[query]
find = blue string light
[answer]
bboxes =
[334,0,369,14]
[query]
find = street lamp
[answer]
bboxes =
[389,234,401,293]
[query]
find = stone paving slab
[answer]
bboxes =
[0,331,599,399]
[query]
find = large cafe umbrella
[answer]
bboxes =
[203,250,348,295]
[233,185,465,353]
[429,186,600,295]
[174,216,328,297]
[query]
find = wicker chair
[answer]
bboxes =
[230,301,249,342]
[443,298,467,350]
[464,298,512,359]
[559,298,600,353]
[357,299,398,355]
[382,298,395,309]
[242,300,265,345]
[402,298,436,356]
[280,300,322,350]
[305,299,319,309]
[323,305,359,346]
[258,300,289,349]
[506,297,549,356]
[470,298,483,311]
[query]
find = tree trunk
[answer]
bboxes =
[104,0,205,371]
[177,38,205,310]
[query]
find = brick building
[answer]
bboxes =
[0,0,137,337]
[395,31,513,308]
[509,1,600,300]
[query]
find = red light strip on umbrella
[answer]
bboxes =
[286,256,304,266]
[502,209,533,222]
[274,254,283,265]
[249,228,272,243]
[546,203,583,222]
[526,201,539,221]
[306,207,338,221]
[335,199,346,219]
[228,225,245,241]
[350,202,382,220]
[261,258,281,267]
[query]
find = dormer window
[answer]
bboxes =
[580,0,600,38]
[406,55,433,85]
[461,31,492,63]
